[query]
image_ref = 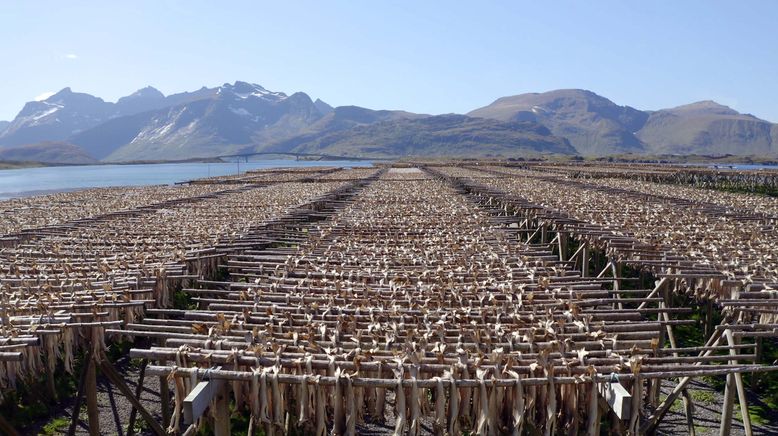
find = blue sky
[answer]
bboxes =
[1,1,777,121]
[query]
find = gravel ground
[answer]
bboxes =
[653,379,778,436]
[29,365,778,435]
[29,357,164,436]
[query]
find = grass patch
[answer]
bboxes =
[659,394,684,414]
[735,406,768,426]
[39,417,70,436]
[690,390,716,404]
[133,415,151,433]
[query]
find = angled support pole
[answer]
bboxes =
[641,325,726,434]
[596,261,613,279]
[527,225,542,243]
[637,277,669,310]
[68,347,94,436]
[127,359,149,436]
[567,240,586,264]
[98,353,166,436]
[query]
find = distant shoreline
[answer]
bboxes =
[2,154,777,173]
[0,159,375,200]
[0,187,84,200]
[0,156,228,171]
[0,154,379,171]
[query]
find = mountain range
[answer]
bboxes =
[0,82,776,163]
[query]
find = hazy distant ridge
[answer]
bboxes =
[1,84,776,162]
[469,89,778,156]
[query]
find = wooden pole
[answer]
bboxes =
[68,348,93,436]
[557,230,567,262]
[183,423,199,436]
[85,356,100,436]
[682,389,696,436]
[127,359,149,436]
[637,277,669,310]
[612,261,623,310]
[650,310,665,408]
[752,337,763,390]
[725,329,753,436]
[213,383,231,436]
[158,339,171,427]
[719,373,735,436]
[596,261,613,279]
[704,301,714,341]
[661,286,696,436]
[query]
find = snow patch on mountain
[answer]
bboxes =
[218,82,288,102]
[229,106,252,117]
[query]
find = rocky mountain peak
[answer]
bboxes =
[217,81,288,102]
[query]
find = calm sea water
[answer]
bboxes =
[0,160,371,200]
[674,163,778,170]
[708,164,778,170]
